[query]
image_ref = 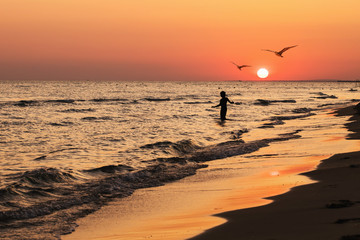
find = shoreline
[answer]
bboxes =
[191,104,360,240]
[63,104,360,240]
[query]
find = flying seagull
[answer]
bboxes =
[262,45,298,57]
[231,62,252,71]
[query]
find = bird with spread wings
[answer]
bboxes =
[231,62,252,71]
[262,45,298,57]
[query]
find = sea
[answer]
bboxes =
[0,80,359,239]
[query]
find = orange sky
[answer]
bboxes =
[1,0,359,81]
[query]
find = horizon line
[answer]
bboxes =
[0,79,359,82]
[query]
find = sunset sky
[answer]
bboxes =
[1,0,359,81]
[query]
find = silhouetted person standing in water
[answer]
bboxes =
[213,91,234,121]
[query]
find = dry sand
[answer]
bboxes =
[191,104,360,240]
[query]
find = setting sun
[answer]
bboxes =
[257,68,269,79]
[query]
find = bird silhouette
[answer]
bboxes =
[231,62,252,71]
[262,45,298,57]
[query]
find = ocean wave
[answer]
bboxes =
[172,140,202,154]
[269,113,315,121]
[156,157,188,164]
[259,113,314,128]
[13,99,77,107]
[314,95,338,99]
[84,164,134,174]
[183,101,213,105]
[259,119,285,128]
[229,129,249,140]
[90,98,128,102]
[0,163,205,239]
[0,168,77,213]
[33,148,79,161]
[33,148,80,161]
[0,130,302,239]
[0,186,21,201]
[317,101,354,109]
[4,98,139,109]
[81,116,112,121]
[292,108,313,113]
[140,139,201,155]
[58,108,95,113]
[45,99,75,104]
[254,99,296,106]
[144,98,171,102]
[0,120,33,126]
[48,121,74,126]
[311,92,338,99]
[17,168,76,185]
[187,131,300,162]
[13,100,39,107]
[140,141,174,149]
[174,94,201,100]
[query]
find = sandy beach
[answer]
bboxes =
[63,104,360,240]
[191,104,360,240]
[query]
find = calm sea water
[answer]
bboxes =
[0,80,358,239]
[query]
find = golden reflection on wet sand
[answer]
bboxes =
[64,112,359,240]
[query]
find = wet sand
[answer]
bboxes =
[191,104,360,240]
[63,151,319,240]
[63,104,360,240]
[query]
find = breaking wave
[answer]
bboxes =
[259,113,315,128]
[140,139,202,155]
[0,130,302,239]
[0,163,204,239]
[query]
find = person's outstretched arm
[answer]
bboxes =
[228,98,234,104]
[212,100,221,108]
[212,103,220,108]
